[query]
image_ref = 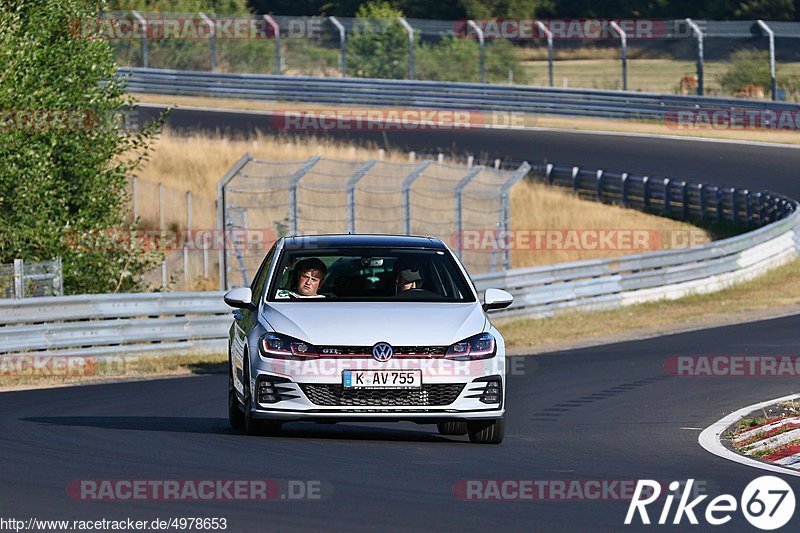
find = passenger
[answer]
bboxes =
[276,258,327,299]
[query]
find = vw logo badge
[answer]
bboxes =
[372,342,394,362]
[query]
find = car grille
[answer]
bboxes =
[317,345,447,357]
[299,383,465,406]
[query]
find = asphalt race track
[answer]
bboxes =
[3,107,800,531]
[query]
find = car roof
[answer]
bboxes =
[281,234,448,251]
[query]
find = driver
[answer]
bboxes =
[276,257,327,299]
[395,261,423,293]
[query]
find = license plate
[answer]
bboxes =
[343,370,422,389]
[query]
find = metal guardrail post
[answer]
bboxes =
[402,161,433,235]
[467,20,485,83]
[199,12,216,72]
[454,166,485,259]
[757,20,777,100]
[132,11,148,68]
[716,187,724,223]
[288,156,322,236]
[663,178,671,215]
[13,259,24,299]
[732,188,739,225]
[55,256,63,296]
[745,190,753,225]
[264,16,281,75]
[620,172,629,206]
[347,159,378,233]
[500,162,531,270]
[643,176,650,209]
[217,153,253,290]
[686,19,704,96]
[698,183,706,218]
[571,166,580,191]
[610,21,627,91]
[596,169,604,200]
[681,181,689,220]
[329,17,346,77]
[545,163,554,185]
[535,21,554,87]
[398,18,415,80]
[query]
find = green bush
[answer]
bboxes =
[0,0,162,294]
[717,49,773,96]
[346,1,410,79]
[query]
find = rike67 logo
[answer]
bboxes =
[625,477,795,530]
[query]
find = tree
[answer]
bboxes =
[0,0,162,293]
[346,0,410,79]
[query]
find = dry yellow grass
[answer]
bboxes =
[133,128,709,268]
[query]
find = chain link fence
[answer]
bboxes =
[101,12,800,100]
[218,154,529,289]
[0,258,63,299]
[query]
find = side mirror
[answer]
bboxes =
[483,288,513,311]
[224,287,256,311]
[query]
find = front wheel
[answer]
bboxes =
[228,363,244,431]
[437,421,468,436]
[467,418,505,444]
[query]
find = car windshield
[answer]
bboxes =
[267,247,476,302]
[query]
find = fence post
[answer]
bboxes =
[329,16,346,77]
[595,169,604,200]
[132,11,148,68]
[264,15,281,75]
[757,20,777,100]
[217,153,253,290]
[610,21,627,91]
[132,175,139,220]
[184,191,192,289]
[347,159,378,233]
[287,156,322,238]
[199,12,216,72]
[398,18,415,80]
[158,183,166,288]
[535,21,554,87]
[500,162,531,270]
[686,19,704,95]
[55,256,63,296]
[545,163,554,185]
[572,166,580,191]
[13,258,24,299]
[467,20,485,83]
[455,166,484,259]
[620,172,629,206]
[402,161,432,235]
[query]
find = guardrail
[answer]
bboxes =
[118,67,800,121]
[2,163,797,358]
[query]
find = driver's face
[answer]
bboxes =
[297,270,323,296]
[396,278,416,292]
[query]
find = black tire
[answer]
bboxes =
[467,418,505,444]
[228,359,244,431]
[437,421,468,436]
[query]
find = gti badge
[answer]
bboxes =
[372,342,394,362]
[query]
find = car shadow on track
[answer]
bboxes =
[20,416,464,443]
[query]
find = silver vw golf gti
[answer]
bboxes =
[224,235,513,444]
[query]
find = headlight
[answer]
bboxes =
[445,332,496,360]
[259,332,318,360]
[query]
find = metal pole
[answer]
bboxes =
[500,162,531,270]
[347,160,378,233]
[535,21,554,87]
[13,259,23,299]
[757,20,777,100]
[455,166,485,259]
[610,21,627,91]
[185,191,192,289]
[199,12,216,72]
[132,175,138,219]
[288,156,322,236]
[686,19,704,96]
[264,15,281,75]
[329,16,346,77]
[132,11,148,68]
[401,161,432,235]
[217,153,253,290]
[398,18,414,80]
[467,20,485,83]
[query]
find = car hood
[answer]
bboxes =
[261,302,487,346]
